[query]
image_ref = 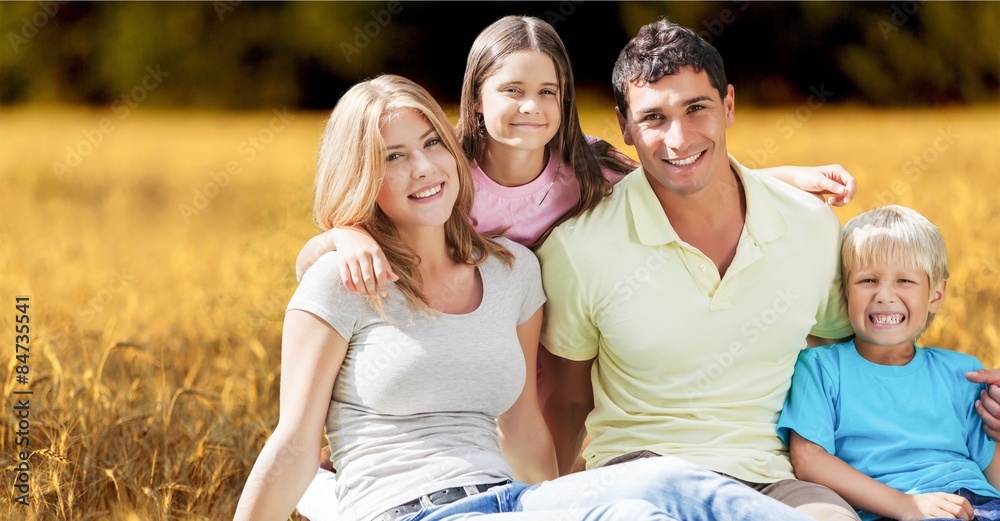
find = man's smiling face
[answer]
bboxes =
[617,66,735,200]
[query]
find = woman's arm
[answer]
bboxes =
[294,227,398,296]
[789,431,973,521]
[234,310,349,521]
[497,308,559,484]
[758,164,856,206]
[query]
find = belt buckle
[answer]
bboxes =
[378,480,512,520]
[427,487,469,506]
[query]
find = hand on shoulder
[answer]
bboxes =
[967,368,1000,440]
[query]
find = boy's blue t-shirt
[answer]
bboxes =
[777,341,998,521]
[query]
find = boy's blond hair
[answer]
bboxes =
[842,204,949,291]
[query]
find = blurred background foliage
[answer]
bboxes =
[1,1,998,109]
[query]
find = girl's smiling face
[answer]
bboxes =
[477,51,562,154]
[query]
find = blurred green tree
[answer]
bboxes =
[1,1,997,108]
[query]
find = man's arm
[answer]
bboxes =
[966,369,1000,440]
[986,444,1000,491]
[534,229,601,475]
[790,431,973,521]
[497,309,558,484]
[538,346,594,476]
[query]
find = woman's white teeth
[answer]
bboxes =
[666,152,702,166]
[411,183,442,199]
[870,314,904,325]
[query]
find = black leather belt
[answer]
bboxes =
[372,480,511,521]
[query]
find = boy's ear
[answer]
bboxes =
[927,278,947,313]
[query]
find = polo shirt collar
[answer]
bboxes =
[734,155,787,247]
[627,165,679,246]
[627,154,787,247]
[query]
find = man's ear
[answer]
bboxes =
[615,106,633,146]
[928,278,947,313]
[724,84,735,128]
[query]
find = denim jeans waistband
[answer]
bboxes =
[372,480,512,521]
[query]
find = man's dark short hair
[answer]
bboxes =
[612,19,728,115]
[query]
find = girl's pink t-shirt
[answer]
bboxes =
[469,150,626,247]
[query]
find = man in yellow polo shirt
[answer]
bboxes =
[536,18,860,520]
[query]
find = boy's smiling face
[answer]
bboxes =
[847,259,946,359]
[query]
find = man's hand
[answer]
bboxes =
[967,369,1000,440]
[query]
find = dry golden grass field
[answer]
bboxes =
[1,103,998,519]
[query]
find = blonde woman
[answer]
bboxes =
[234,75,811,521]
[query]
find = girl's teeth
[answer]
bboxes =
[411,184,442,199]
[667,152,702,166]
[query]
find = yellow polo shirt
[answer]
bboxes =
[537,156,853,483]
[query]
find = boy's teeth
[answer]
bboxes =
[666,152,701,166]
[870,314,904,325]
[411,183,442,199]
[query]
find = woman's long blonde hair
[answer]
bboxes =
[313,75,512,312]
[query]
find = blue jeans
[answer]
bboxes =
[402,456,811,521]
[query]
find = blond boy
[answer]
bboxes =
[778,205,1000,521]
